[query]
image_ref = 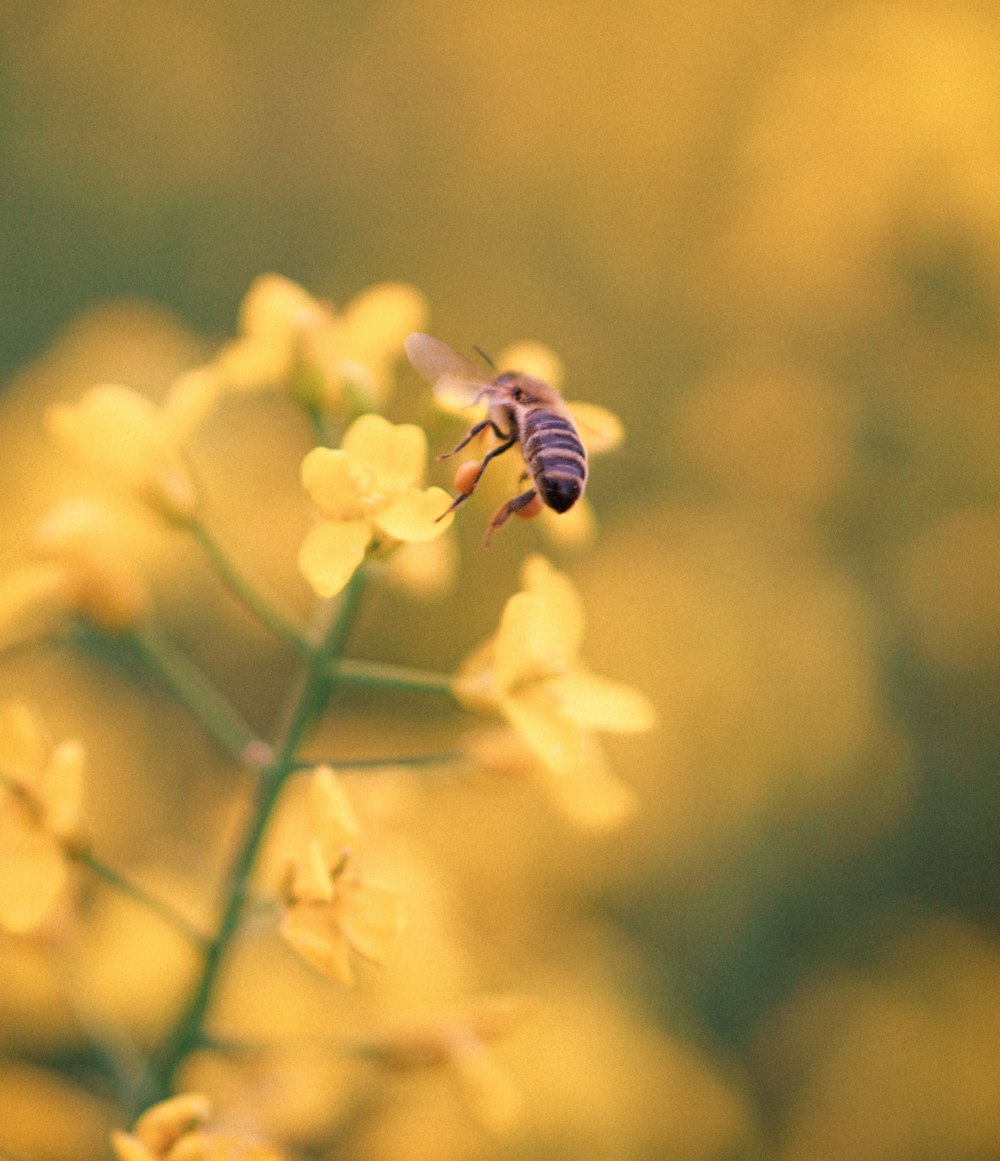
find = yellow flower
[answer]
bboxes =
[0,499,150,641]
[454,556,655,829]
[111,1093,285,1161]
[47,377,208,523]
[298,414,454,598]
[215,274,428,414]
[0,701,86,933]
[279,767,406,986]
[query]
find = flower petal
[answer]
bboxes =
[280,901,354,986]
[497,341,564,389]
[499,690,591,778]
[374,487,454,542]
[342,414,427,491]
[532,740,638,830]
[519,556,586,660]
[298,521,371,598]
[566,401,625,454]
[41,739,86,840]
[0,701,47,786]
[550,670,657,733]
[300,447,365,520]
[338,882,407,965]
[309,766,361,850]
[0,812,67,933]
[341,283,429,356]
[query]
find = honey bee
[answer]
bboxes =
[405,332,588,544]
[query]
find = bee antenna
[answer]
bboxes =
[472,345,497,371]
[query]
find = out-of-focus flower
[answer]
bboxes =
[279,766,406,986]
[298,414,454,598]
[111,1092,285,1161]
[433,340,622,548]
[214,274,428,415]
[366,995,531,1135]
[0,701,85,933]
[455,556,655,828]
[0,499,150,640]
[47,379,209,523]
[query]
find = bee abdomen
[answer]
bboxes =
[522,412,587,513]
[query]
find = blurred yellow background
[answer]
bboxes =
[2,2,1000,1158]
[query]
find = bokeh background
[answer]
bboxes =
[3,1,1000,1159]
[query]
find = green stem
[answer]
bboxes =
[147,568,369,1105]
[291,751,463,772]
[78,851,209,948]
[132,623,262,764]
[188,519,309,654]
[332,657,455,697]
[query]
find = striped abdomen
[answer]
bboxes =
[519,407,588,513]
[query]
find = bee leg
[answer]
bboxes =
[436,435,518,522]
[437,419,509,460]
[483,488,538,548]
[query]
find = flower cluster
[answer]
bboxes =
[0,272,657,1159]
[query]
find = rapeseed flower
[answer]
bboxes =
[47,381,206,524]
[455,556,655,828]
[279,767,406,986]
[111,1092,285,1161]
[0,701,85,933]
[215,274,427,414]
[298,413,454,598]
[0,499,150,641]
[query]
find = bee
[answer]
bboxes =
[405,332,588,545]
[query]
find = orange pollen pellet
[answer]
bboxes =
[516,493,545,521]
[453,460,481,495]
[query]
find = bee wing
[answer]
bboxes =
[405,333,495,406]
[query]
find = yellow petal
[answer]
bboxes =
[41,738,86,840]
[309,766,361,848]
[497,341,564,389]
[550,671,657,733]
[0,813,67,933]
[519,556,586,659]
[0,563,71,641]
[162,365,224,443]
[532,743,638,831]
[48,385,164,491]
[500,690,591,777]
[300,448,365,520]
[453,637,502,712]
[339,882,407,965]
[449,1040,523,1135]
[566,401,625,454]
[539,497,597,548]
[374,487,454,542]
[280,902,354,986]
[341,283,429,356]
[133,1093,213,1155]
[289,838,336,903]
[342,414,427,491]
[217,274,325,390]
[297,521,371,598]
[0,701,47,785]
[494,590,578,692]
[111,1130,158,1161]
